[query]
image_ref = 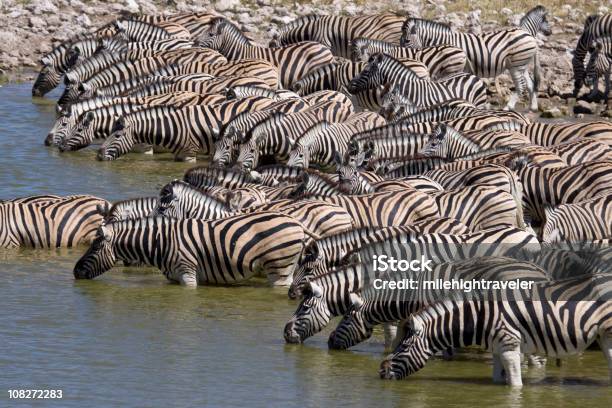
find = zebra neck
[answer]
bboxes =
[112,218,174,268]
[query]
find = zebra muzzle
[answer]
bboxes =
[283,322,302,344]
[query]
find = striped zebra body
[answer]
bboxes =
[100,38,196,54]
[235,100,354,172]
[509,160,612,223]
[289,218,471,299]
[572,13,612,95]
[63,49,126,87]
[226,85,299,100]
[287,113,386,170]
[431,185,522,231]
[199,18,334,87]
[184,166,264,190]
[307,190,440,228]
[97,97,278,162]
[455,147,567,169]
[520,121,612,148]
[542,193,612,243]
[380,274,612,384]
[348,54,488,107]
[273,14,406,58]
[0,195,108,248]
[548,138,612,165]
[97,197,158,224]
[73,212,307,286]
[351,39,467,78]
[329,256,549,350]
[401,16,545,110]
[170,59,281,88]
[379,87,475,121]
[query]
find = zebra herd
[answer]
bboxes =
[7,7,612,386]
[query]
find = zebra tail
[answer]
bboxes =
[533,51,541,94]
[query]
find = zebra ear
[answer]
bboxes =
[99,224,112,241]
[83,111,94,126]
[307,281,323,298]
[211,127,220,141]
[96,202,110,217]
[407,315,423,336]
[349,293,364,310]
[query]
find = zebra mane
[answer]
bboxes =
[455,146,516,160]
[241,112,286,143]
[164,179,232,209]
[409,18,453,33]
[106,197,156,214]
[256,164,305,180]
[436,124,481,152]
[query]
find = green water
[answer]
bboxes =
[0,83,610,407]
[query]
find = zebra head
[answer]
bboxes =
[197,17,227,50]
[380,316,432,380]
[211,126,239,168]
[283,280,330,343]
[45,105,75,147]
[345,139,374,170]
[420,123,448,157]
[288,243,325,299]
[335,150,359,194]
[379,83,416,121]
[520,6,552,37]
[400,20,422,48]
[347,53,384,94]
[235,113,286,173]
[97,116,133,161]
[57,79,82,108]
[328,293,372,350]
[350,38,371,63]
[32,64,62,98]
[585,40,604,89]
[73,225,117,279]
[287,142,311,168]
[59,111,96,152]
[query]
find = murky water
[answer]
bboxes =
[0,83,610,407]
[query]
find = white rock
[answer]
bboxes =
[28,0,59,14]
[215,0,240,12]
[76,14,92,27]
[29,16,47,29]
[0,31,19,54]
[598,6,609,15]
[124,0,140,13]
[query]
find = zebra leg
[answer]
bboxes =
[500,348,523,386]
[492,354,506,383]
[175,266,198,287]
[598,329,612,382]
[524,71,538,112]
[505,67,527,111]
[392,320,407,350]
[525,354,546,368]
[383,322,398,351]
[605,67,612,110]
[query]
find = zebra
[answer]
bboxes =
[283,261,380,343]
[0,195,108,248]
[347,53,488,108]
[518,121,612,147]
[329,256,550,350]
[288,218,472,299]
[585,36,612,102]
[155,180,354,238]
[350,39,467,79]
[97,97,280,162]
[572,13,612,96]
[110,19,191,42]
[401,7,551,110]
[286,113,386,170]
[198,17,335,87]
[96,197,158,224]
[234,100,354,172]
[73,212,308,286]
[270,14,406,58]
[507,159,612,224]
[33,37,101,97]
[542,193,612,243]
[380,274,612,385]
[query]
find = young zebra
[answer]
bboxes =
[572,13,612,96]
[347,54,488,108]
[401,7,551,110]
[350,39,467,79]
[198,17,334,87]
[73,212,307,286]
[96,197,158,224]
[380,274,612,385]
[154,180,353,238]
[329,256,549,350]
[286,113,387,170]
[97,97,279,162]
[508,159,612,224]
[234,100,354,172]
[585,37,612,102]
[271,14,406,58]
[0,195,108,248]
[542,193,612,243]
